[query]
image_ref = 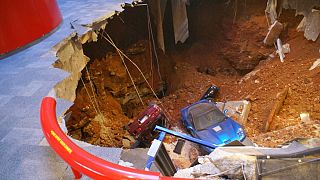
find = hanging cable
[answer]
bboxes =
[146,3,154,87]
[80,77,100,116]
[85,66,105,116]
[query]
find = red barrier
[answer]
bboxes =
[40,96,188,179]
[0,0,62,55]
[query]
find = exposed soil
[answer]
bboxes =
[66,0,320,148]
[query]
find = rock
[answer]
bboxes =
[309,58,320,70]
[174,167,194,178]
[118,160,134,168]
[265,86,289,132]
[244,95,255,102]
[264,21,284,46]
[282,43,290,54]
[207,149,257,180]
[122,139,132,148]
[254,79,260,84]
[110,71,116,76]
[303,77,312,84]
[191,163,220,177]
[300,113,311,123]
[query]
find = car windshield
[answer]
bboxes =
[188,103,226,131]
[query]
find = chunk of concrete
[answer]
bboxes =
[223,100,251,125]
[304,9,320,41]
[264,21,284,46]
[191,162,220,177]
[205,149,257,180]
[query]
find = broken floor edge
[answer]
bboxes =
[51,1,133,104]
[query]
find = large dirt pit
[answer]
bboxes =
[65,0,320,149]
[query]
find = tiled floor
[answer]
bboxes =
[0,1,127,179]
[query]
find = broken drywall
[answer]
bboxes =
[52,33,90,101]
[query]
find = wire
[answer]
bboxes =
[80,77,99,115]
[85,66,104,116]
[146,3,154,87]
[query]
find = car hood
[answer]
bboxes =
[196,118,240,146]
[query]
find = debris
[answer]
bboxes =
[297,17,307,32]
[191,162,220,177]
[282,43,290,54]
[164,141,200,169]
[173,139,185,154]
[240,69,260,83]
[309,58,320,70]
[264,21,284,46]
[304,9,320,41]
[174,148,257,180]
[223,100,251,125]
[276,38,285,62]
[300,113,311,123]
[118,160,134,168]
[265,86,289,132]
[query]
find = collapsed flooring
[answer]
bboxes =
[59,0,320,152]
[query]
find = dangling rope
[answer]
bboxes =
[80,77,99,115]
[146,3,154,87]
[85,66,105,116]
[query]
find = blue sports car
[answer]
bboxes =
[181,99,246,153]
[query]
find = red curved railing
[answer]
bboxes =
[40,96,186,179]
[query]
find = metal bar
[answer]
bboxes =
[154,126,219,149]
